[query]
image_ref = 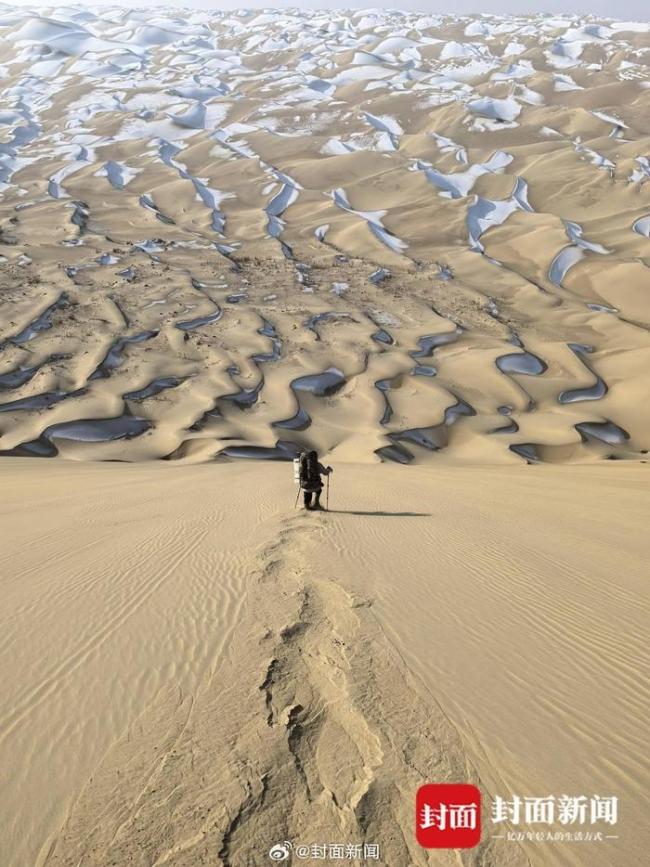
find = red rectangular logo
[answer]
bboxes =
[416,784,481,848]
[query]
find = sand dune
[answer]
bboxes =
[1,6,649,867]
[1,460,648,866]
[1,6,649,465]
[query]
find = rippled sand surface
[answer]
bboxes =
[0,6,649,464]
[1,461,648,867]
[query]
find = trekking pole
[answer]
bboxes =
[326,474,330,511]
[294,486,301,509]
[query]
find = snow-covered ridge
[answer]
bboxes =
[0,5,648,261]
[0,6,648,467]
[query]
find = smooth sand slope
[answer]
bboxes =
[1,459,648,867]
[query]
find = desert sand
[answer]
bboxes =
[1,4,649,866]
[1,460,649,867]
[0,6,649,464]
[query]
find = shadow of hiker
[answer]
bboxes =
[325,510,431,517]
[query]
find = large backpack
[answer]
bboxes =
[298,452,317,487]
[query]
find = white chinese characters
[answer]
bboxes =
[287,841,380,860]
[492,795,618,826]
[420,801,478,832]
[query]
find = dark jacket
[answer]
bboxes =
[299,452,331,492]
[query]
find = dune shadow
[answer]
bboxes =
[325,509,431,517]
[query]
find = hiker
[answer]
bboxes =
[298,450,333,510]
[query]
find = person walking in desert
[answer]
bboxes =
[298,450,333,510]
